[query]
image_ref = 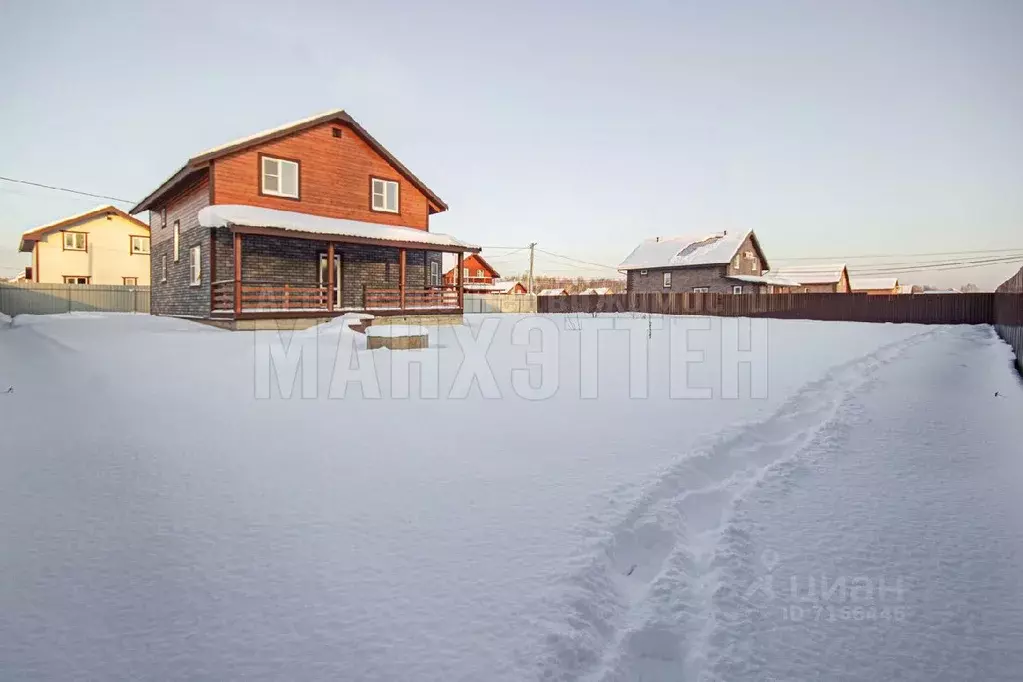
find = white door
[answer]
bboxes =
[318,253,342,307]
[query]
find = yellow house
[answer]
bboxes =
[18,205,151,285]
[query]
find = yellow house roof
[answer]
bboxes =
[19,205,148,252]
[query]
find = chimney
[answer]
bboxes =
[723,230,728,236]
[655,236,660,242]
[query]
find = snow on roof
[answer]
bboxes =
[850,277,899,291]
[768,263,847,284]
[20,205,117,239]
[581,287,613,295]
[193,109,345,159]
[618,231,751,270]
[537,288,567,296]
[728,273,803,287]
[198,205,478,251]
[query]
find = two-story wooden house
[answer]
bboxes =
[18,205,151,285]
[619,231,799,294]
[131,110,479,327]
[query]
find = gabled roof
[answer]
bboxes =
[19,205,148,252]
[770,263,849,284]
[198,205,477,252]
[131,109,448,215]
[618,230,768,271]
[850,276,899,291]
[581,287,613,295]
[442,252,501,278]
[537,288,568,296]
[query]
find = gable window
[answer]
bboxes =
[63,276,90,284]
[261,156,299,198]
[476,269,485,278]
[161,255,167,283]
[732,284,744,294]
[123,277,138,286]
[663,272,672,288]
[463,267,469,278]
[692,286,710,293]
[63,232,87,251]
[131,235,150,254]
[173,221,180,261]
[189,246,201,286]
[371,178,399,213]
[430,261,441,286]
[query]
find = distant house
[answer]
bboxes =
[770,264,851,293]
[619,230,791,294]
[537,288,568,296]
[489,280,528,295]
[850,276,900,295]
[18,205,151,285]
[443,253,501,292]
[581,287,613,295]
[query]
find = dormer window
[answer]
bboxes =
[260,155,299,199]
[371,178,399,213]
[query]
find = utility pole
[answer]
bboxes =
[527,242,537,294]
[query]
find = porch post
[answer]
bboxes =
[327,241,335,313]
[457,251,464,309]
[399,248,406,310]
[233,232,242,316]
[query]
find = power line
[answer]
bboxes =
[0,175,136,205]
[534,248,620,271]
[773,247,1023,261]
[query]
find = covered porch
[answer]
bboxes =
[200,205,479,319]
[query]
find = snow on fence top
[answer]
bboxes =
[618,231,751,271]
[198,205,479,251]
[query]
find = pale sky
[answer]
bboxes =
[1,0,1021,288]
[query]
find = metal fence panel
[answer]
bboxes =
[0,283,151,317]
[463,293,537,314]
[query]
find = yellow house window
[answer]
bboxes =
[63,232,87,251]
[131,236,150,254]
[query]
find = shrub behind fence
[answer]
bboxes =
[0,283,151,316]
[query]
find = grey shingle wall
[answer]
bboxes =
[149,177,211,317]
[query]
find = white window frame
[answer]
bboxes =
[663,272,672,288]
[463,267,469,278]
[476,268,485,278]
[173,221,180,261]
[639,269,648,275]
[161,255,167,283]
[63,276,89,284]
[732,284,744,294]
[430,261,440,286]
[189,246,201,287]
[261,156,299,198]
[131,235,150,255]
[692,286,710,293]
[63,231,87,251]
[371,178,400,213]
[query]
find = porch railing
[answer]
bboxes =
[365,286,460,310]
[212,281,461,314]
[212,281,329,312]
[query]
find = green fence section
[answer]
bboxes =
[0,283,151,316]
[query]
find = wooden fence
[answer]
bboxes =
[539,292,999,325]
[995,267,1023,374]
[0,282,151,316]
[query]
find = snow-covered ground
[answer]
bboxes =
[1,313,1022,681]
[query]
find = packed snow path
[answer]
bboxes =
[1,314,1022,681]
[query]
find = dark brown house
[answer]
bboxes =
[619,231,798,294]
[131,109,479,327]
